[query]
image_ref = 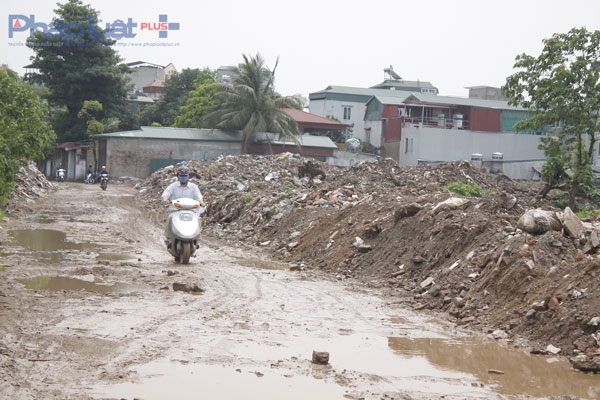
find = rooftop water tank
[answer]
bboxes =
[471,153,483,169]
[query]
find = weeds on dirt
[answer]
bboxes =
[444,181,491,197]
[576,209,600,220]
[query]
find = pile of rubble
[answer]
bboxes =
[5,161,57,212]
[136,154,600,372]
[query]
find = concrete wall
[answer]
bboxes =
[399,126,547,180]
[364,119,383,148]
[310,99,365,143]
[103,138,242,178]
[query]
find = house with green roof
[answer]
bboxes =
[309,80,437,148]
[309,73,551,179]
[370,92,549,179]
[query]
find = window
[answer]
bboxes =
[405,138,413,153]
[343,106,352,120]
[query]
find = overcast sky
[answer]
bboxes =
[2,0,600,98]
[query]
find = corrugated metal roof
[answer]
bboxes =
[312,85,417,98]
[370,79,437,89]
[98,126,243,142]
[369,94,411,106]
[282,107,347,127]
[97,127,338,149]
[403,93,525,110]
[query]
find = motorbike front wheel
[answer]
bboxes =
[101,181,107,191]
[180,242,191,264]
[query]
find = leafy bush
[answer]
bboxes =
[444,181,491,198]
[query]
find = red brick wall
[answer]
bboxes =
[383,117,404,142]
[382,104,399,118]
[470,107,501,132]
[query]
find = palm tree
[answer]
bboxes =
[203,53,301,153]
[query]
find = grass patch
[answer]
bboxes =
[444,181,491,198]
[576,209,600,220]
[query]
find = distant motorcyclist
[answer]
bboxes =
[86,165,93,182]
[161,165,204,206]
[56,164,65,182]
[99,166,109,190]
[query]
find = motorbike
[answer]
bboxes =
[99,172,109,191]
[164,198,203,264]
[84,172,95,184]
[56,168,65,182]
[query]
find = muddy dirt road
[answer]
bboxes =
[1,182,599,400]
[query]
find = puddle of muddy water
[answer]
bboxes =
[223,332,598,399]
[9,229,99,252]
[387,336,600,399]
[19,276,144,294]
[92,360,346,400]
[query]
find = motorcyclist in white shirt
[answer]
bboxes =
[161,165,205,207]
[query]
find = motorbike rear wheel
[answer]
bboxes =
[180,242,191,264]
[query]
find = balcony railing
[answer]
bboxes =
[403,116,469,130]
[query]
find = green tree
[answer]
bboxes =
[78,100,104,136]
[140,68,207,127]
[26,0,131,142]
[202,53,301,153]
[503,27,600,209]
[174,68,220,128]
[78,100,104,168]
[0,68,56,204]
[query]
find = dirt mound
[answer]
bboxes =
[134,155,600,371]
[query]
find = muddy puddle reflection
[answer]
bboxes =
[388,336,600,399]
[8,229,139,264]
[92,360,345,400]
[9,228,99,252]
[20,276,145,294]
[92,332,600,399]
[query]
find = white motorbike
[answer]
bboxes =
[164,198,203,264]
[56,168,65,182]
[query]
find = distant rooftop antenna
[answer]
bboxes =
[384,65,402,81]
